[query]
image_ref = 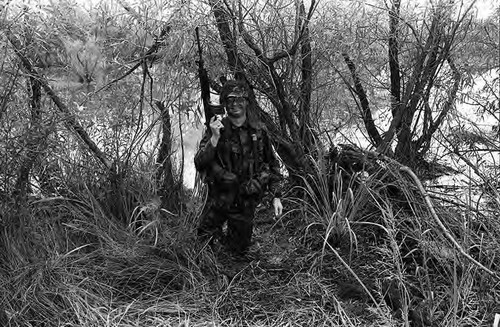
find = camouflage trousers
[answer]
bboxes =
[197,198,257,254]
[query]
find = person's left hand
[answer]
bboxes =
[272,198,283,218]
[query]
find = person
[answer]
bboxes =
[194,79,283,256]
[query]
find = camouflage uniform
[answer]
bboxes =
[194,116,282,254]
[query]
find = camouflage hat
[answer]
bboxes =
[220,80,250,104]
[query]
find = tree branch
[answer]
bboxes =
[5,29,112,171]
[401,166,499,281]
[342,53,383,147]
[91,24,171,95]
[417,56,461,154]
[209,0,245,76]
[299,1,312,139]
[388,0,401,117]
[268,0,317,63]
[233,1,299,142]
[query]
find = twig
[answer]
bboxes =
[451,145,500,208]
[427,193,488,219]
[400,166,499,281]
[84,23,171,99]
[91,61,142,95]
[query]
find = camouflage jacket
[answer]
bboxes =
[194,117,282,207]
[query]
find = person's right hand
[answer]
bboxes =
[241,179,262,196]
[209,115,223,146]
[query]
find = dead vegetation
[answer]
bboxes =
[1,147,499,327]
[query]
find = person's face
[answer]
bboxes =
[225,93,248,118]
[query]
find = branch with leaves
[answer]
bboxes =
[5,29,113,171]
[91,24,171,96]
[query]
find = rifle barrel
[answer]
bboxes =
[195,27,203,62]
[195,27,213,127]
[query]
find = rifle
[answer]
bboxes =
[195,27,223,128]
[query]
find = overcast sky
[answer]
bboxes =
[16,0,497,20]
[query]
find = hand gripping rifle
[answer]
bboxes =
[195,27,223,128]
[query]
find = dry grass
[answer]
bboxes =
[285,151,500,326]
[1,153,499,326]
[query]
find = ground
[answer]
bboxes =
[194,204,401,326]
[3,187,498,326]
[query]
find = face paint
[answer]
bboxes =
[225,91,248,118]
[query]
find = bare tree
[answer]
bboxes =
[344,0,475,170]
[206,0,319,176]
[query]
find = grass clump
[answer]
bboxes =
[291,149,500,326]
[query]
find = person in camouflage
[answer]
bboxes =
[194,80,283,255]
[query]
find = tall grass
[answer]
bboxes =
[289,149,500,326]
[0,151,396,327]
[0,193,211,326]
[1,141,499,326]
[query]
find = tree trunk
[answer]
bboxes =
[355,1,470,171]
[343,53,383,148]
[208,0,245,76]
[13,76,46,201]
[155,101,179,213]
[388,0,401,117]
